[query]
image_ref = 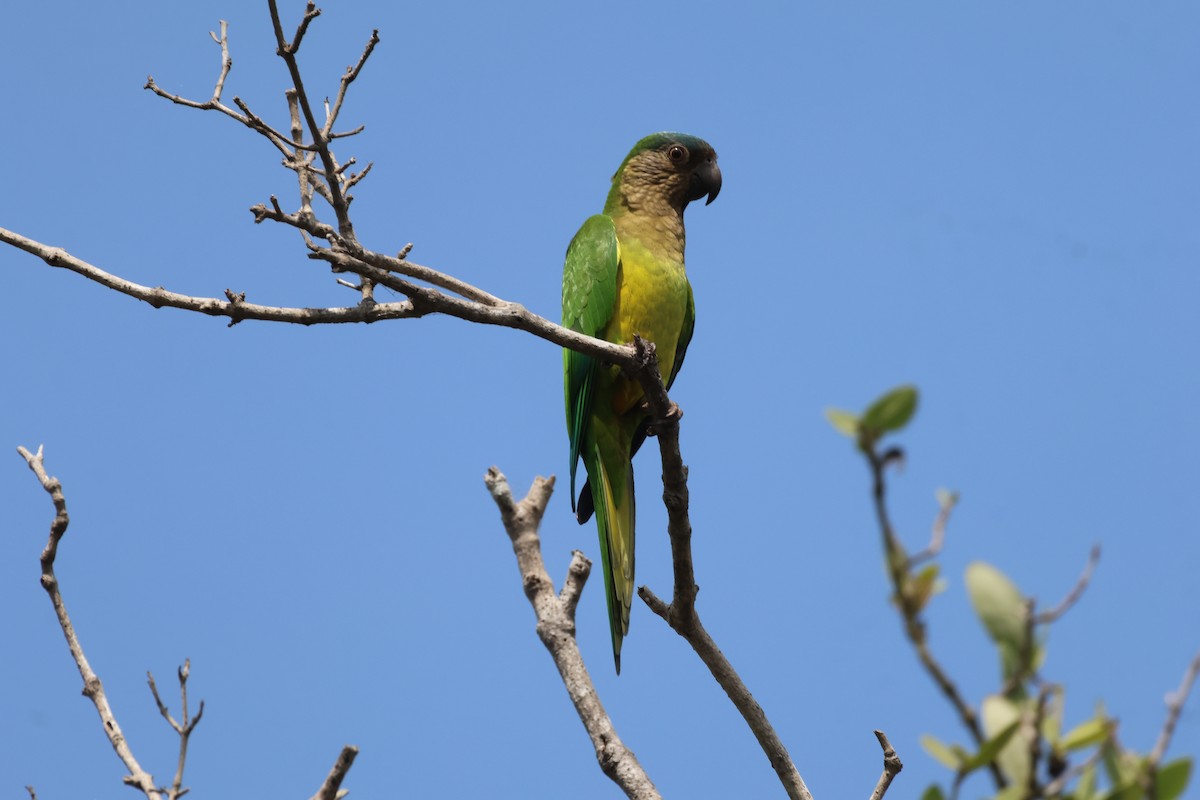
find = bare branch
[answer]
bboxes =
[868,730,903,800]
[485,468,660,800]
[210,21,232,103]
[147,660,205,800]
[1035,544,1101,624]
[0,227,413,325]
[908,490,956,568]
[266,0,355,239]
[322,29,379,139]
[17,446,163,800]
[1145,649,1200,796]
[309,745,359,800]
[145,25,299,158]
[630,339,812,800]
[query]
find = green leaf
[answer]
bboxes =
[909,563,943,611]
[1076,762,1098,800]
[1156,757,1193,800]
[982,694,1031,786]
[1100,784,1143,800]
[1060,717,1110,752]
[920,734,966,771]
[964,717,1021,772]
[825,407,859,438]
[994,786,1026,800]
[1103,741,1143,787]
[920,785,946,800]
[861,384,919,434]
[965,561,1029,676]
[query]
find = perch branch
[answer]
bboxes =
[631,339,811,800]
[485,468,660,800]
[17,445,163,799]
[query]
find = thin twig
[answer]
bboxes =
[17,446,163,800]
[485,468,660,800]
[1036,544,1101,624]
[866,446,1007,791]
[868,730,903,800]
[1144,649,1200,797]
[147,660,205,800]
[908,491,955,567]
[266,0,355,239]
[322,30,380,139]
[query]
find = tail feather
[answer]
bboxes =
[588,444,635,674]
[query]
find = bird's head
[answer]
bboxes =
[604,132,721,215]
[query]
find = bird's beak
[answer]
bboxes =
[686,155,722,207]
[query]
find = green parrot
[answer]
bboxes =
[562,132,721,673]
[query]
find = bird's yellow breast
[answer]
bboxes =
[602,235,689,415]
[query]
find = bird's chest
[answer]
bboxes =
[605,246,689,382]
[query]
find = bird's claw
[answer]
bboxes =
[645,401,683,436]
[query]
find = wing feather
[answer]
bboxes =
[562,215,620,509]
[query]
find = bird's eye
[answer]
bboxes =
[668,144,688,164]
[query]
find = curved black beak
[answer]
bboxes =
[686,155,722,207]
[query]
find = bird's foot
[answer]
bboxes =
[644,401,684,436]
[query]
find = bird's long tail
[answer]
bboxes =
[587,441,635,674]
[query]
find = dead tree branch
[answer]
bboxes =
[485,468,660,800]
[17,445,164,800]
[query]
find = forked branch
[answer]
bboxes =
[485,468,660,800]
[18,445,360,799]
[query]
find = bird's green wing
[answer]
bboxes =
[562,214,620,510]
[666,283,695,391]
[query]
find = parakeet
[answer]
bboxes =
[562,132,721,673]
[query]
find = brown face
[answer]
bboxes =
[624,140,722,212]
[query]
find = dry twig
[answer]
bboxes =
[18,445,164,799]
[868,730,903,800]
[147,660,205,800]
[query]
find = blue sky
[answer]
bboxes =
[2,2,1198,798]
